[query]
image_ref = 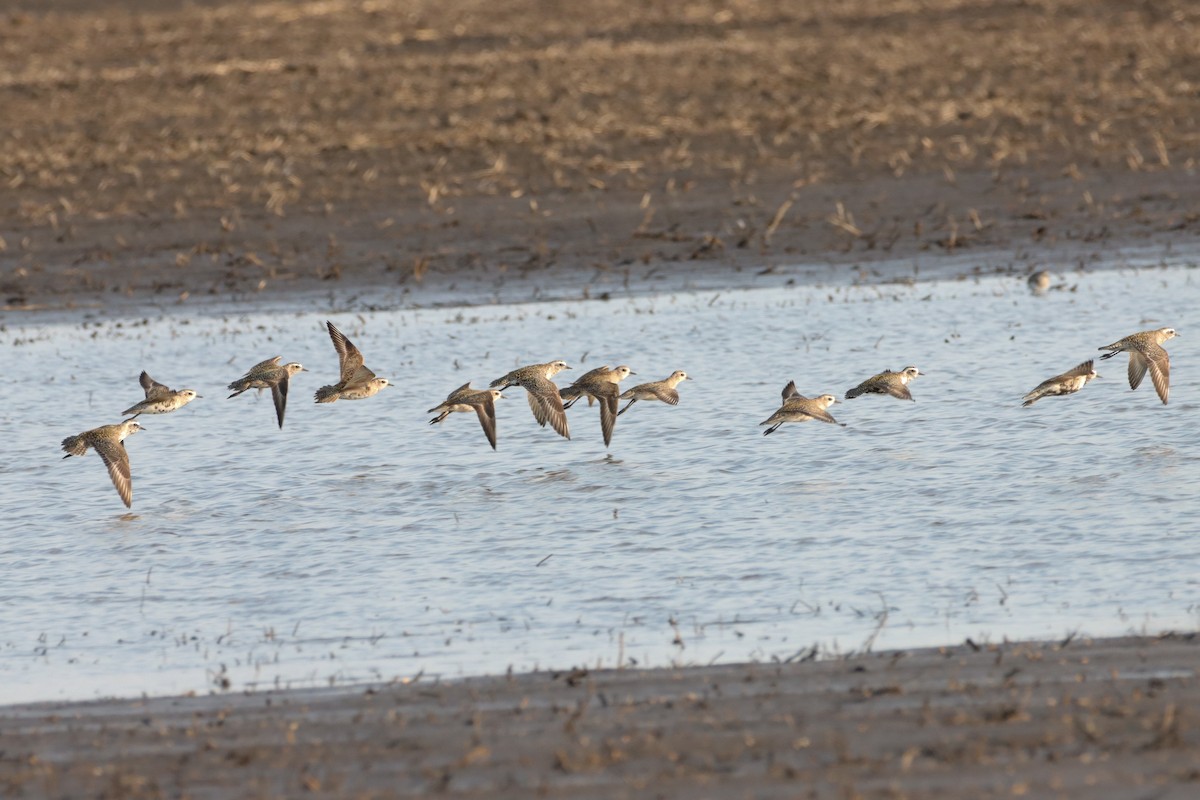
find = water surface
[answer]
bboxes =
[2,260,1198,704]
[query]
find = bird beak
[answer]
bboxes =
[685,376,694,381]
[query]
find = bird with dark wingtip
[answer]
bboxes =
[490,360,572,440]
[761,381,844,435]
[314,321,390,403]
[428,383,504,450]
[1098,327,1177,404]
[61,420,145,508]
[845,365,923,401]
[560,365,634,447]
[122,371,200,419]
[227,356,307,429]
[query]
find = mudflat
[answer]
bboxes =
[1,0,1198,311]
[3,2,1200,797]
[2,635,1198,798]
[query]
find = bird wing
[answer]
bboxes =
[346,363,377,388]
[140,371,172,400]
[651,385,680,405]
[273,374,291,428]
[249,356,284,373]
[592,383,619,446]
[885,381,914,401]
[844,378,872,399]
[473,395,499,450]
[1063,360,1095,379]
[327,322,365,385]
[94,438,133,508]
[1147,346,1170,404]
[1127,351,1149,391]
[804,405,841,425]
[525,378,570,439]
[781,380,803,402]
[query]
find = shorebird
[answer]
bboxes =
[121,371,200,418]
[560,365,634,447]
[428,383,504,450]
[1022,360,1099,406]
[1027,270,1052,294]
[845,366,923,401]
[314,321,390,403]
[227,356,307,429]
[1098,327,1177,404]
[761,383,843,435]
[617,370,691,416]
[61,420,145,508]
[490,360,571,439]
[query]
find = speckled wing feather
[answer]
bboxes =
[844,376,875,399]
[524,377,570,439]
[1147,346,1170,403]
[327,322,365,386]
[885,381,913,401]
[651,385,680,405]
[140,371,171,400]
[1127,351,1149,392]
[94,437,133,508]
[781,381,803,402]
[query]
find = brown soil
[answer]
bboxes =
[3,635,1198,798]
[1,0,1199,312]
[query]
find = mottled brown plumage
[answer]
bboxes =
[1098,328,1176,404]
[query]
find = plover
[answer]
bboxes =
[761,385,843,435]
[314,321,390,403]
[1027,270,1052,294]
[1098,327,1177,404]
[1022,360,1099,406]
[560,365,634,447]
[428,383,504,450]
[617,370,691,416]
[845,366,923,401]
[227,356,307,429]
[490,360,571,439]
[61,420,145,508]
[121,371,200,419]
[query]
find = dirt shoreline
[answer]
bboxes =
[2,634,1197,798]
[3,0,1199,314]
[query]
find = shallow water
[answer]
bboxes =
[2,259,1199,704]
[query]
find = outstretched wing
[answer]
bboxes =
[1146,347,1170,404]
[473,396,499,450]
[593,383,619,447]
[651,385,680,405]
[885,381,914,401]
[525,378,570,439]
[327,322,365,385]
[273,374,291,428]
[1127,351,1149,392]
[140,371,172,400]
[94,438,133,508]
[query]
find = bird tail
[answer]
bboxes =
[314,385,340,403]
[61,435,88,457]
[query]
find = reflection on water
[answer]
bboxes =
[2,261,1199,703]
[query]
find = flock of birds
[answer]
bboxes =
[60,319,1178,509]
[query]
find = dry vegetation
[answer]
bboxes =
[1,0,1198,306]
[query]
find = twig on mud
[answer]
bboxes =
[859,592,890,654]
